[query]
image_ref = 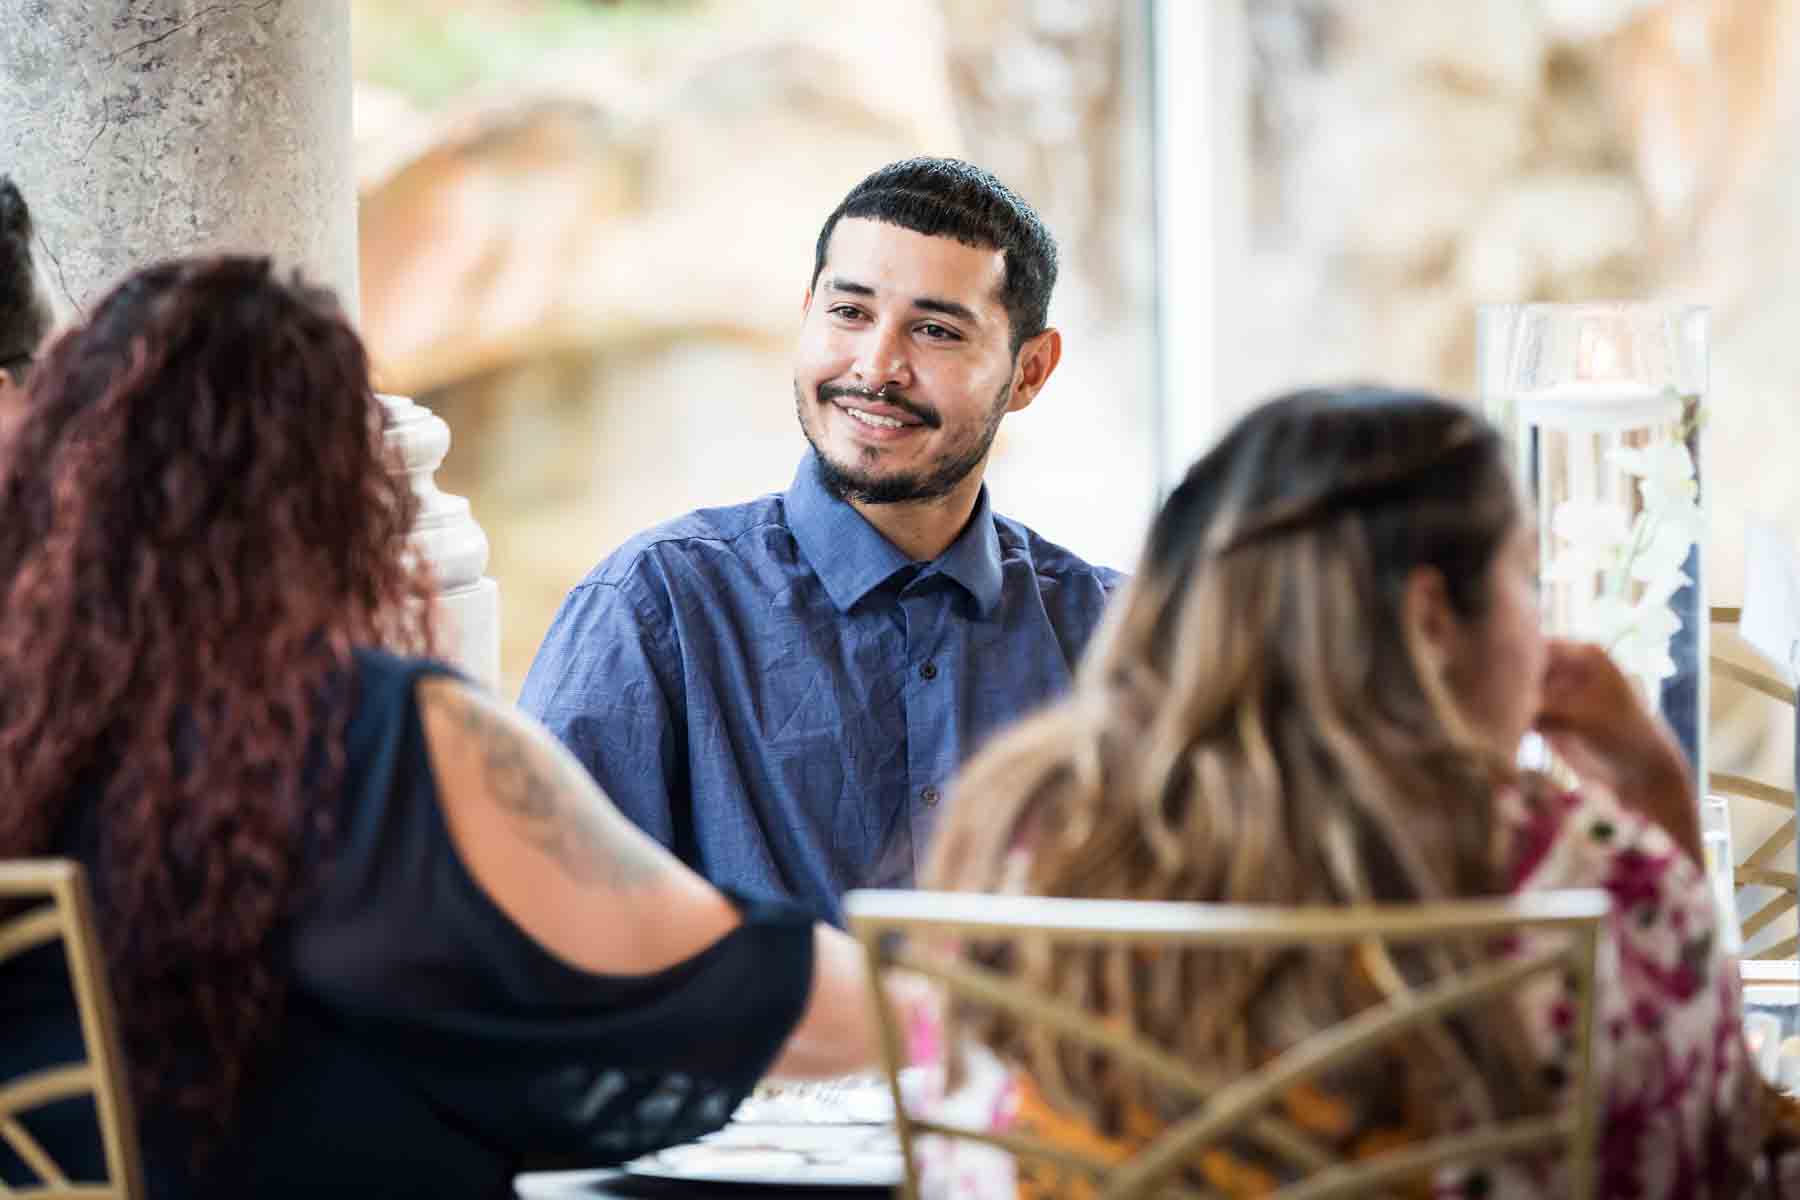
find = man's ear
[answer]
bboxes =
[1006,327,1062,414]
[801,287,813,318]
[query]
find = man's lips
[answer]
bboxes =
[835,399,925,426]
[820,386,937,429]
[836,402,924,434]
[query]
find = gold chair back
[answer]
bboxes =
[1709,604,1800,956]
[847,887,1610,1200]
[0,859,143,1199]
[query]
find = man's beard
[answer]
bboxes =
[797,378,1011,506]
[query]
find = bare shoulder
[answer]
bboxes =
[415,675,670,891]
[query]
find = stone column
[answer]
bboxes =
[0,0,500,684]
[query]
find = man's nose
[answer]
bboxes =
[850,321,911,391]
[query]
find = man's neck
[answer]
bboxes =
[850,474,985,563]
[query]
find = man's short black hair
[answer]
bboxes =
[0,176,52,366]
[810,157,1058,355]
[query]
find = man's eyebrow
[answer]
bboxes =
[821,277,876,298]
[820,277,982,326]
[913,296,980,324]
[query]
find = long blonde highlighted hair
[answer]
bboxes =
[925,386,1543,1139]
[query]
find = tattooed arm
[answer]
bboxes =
[419,674,732,974]
[417,676,878,1075]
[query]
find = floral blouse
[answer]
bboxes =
[910,782,1766,1199]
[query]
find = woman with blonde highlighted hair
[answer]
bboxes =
[922,387,1768,1198]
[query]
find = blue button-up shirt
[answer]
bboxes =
[519,452,1123,923]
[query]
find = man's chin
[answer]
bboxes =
[814,451,935,506]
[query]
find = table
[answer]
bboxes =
[516,1079,906,1197]
[515,1168,892,1198]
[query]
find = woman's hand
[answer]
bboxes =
[1532,639,1699,861]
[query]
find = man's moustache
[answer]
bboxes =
[819,384,941,429]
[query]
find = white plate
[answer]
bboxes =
[625,1122,904,1189]
[731,1073,904,1125]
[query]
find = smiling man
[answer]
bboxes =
[519,159,1122,923]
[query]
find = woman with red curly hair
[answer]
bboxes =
[0,256,877,1197]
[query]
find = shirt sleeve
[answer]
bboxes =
[518,573,688,852]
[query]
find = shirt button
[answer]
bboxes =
[920,786,941,807]
[919,661,938,680]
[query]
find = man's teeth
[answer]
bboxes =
[847,407,906,430]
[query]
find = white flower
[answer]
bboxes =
[1632,566,1690,609]
[1610,440,1699,514]
[1642,476,1700,517]
[1552,499,1632,552]
[1628,591,1684,641]
[1569,592,1632,643]
[1609,438,1694,483]
[1631,519,1695,588]
[1611,626,1680,682]
[1611,596,1683,679]
[1543,426,1702,692]
[1575,588,1681,683]
[1546,499,1632,584]
[1652,495,1705,544]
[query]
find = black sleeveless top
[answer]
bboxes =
[0,648,816,1198]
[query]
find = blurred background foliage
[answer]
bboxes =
[356,1,697,108]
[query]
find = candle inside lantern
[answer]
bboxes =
[1514,379,1682,430]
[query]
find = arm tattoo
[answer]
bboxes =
[427,683,670,890]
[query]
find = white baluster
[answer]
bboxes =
[381,394,501,687]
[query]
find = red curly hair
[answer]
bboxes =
[0,255,439,1136]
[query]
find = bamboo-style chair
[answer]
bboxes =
[1710,604,1800,958]
[846,888,1611,1200]
[0,859,143,1199]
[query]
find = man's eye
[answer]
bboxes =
[919,323,959,341]
[829,305,864,320]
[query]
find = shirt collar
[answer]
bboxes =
[785,451,1004,618]
[927,484,1004,617]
